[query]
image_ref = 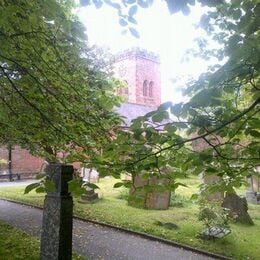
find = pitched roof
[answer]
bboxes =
[115,102,157,126]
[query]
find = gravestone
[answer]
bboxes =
[222,192,254,225]
[80,187,98,203]
[128,174,171,210]
[40,163,73,260]
[202,174,224,202]
[246,174,260,204]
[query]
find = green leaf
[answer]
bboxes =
[152,111,169,122]
[170,103,182,116]
[45,180,56,192]
[137,0,151,8]
[128,5,138,16]
[119,19,128,26]
[158,101,172,111]
[129,27,140,38]
[125,0,136,4]
[35,186,45,193]
[85,182,100,190]
[93,0,103,8]
[190,193,199,200]
[164,124,177,134]
[128,16,137,24]
[249,130,260,138]
[24,182,40,194]
[114,182,124,188]
[36,173,46,180]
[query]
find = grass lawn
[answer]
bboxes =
[0,220,83,260]
[0,176,259,260]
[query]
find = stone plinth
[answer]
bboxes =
[40,163,73,260]
[128,175,170,210]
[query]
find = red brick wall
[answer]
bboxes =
[0,146,44,174]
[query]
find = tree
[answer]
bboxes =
[0,0,123,165]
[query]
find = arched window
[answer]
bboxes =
[149,81,154,97]
[124,80,129,95]
[143,80,148,96]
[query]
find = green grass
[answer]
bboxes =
[0,221,83,260]
[0,176,259,260]
[0,220,40,260]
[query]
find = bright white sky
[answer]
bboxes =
[77,1,211,104]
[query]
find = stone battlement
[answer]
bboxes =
[114,47,160,63]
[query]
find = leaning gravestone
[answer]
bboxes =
[222,192,254,225]
[40,163,73,260]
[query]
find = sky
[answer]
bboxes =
[77,1,211,104]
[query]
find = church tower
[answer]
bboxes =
[113,48,161,107]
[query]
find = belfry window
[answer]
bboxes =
[123,80,129,94]
[149,81,154,97]
[143,80,148,96]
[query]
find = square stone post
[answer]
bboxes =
[40,163,73,260]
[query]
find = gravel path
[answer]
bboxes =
[0,199,214,260]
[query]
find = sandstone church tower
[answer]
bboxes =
[113,48,161,107]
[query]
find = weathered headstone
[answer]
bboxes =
[202,174,224,202]
[40,163,73,260]
[80,187,98,203]
[222,192,254,225]
[246,174,260,204]
[129,174,171,210]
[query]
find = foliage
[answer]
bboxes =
[0,0,123,163]
[0,158,7,166]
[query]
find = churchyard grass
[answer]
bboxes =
[0,176,259,259]
[0,220,83,260]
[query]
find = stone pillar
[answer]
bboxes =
[40,163,73,260]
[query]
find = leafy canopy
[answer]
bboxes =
[0,0,123,162]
